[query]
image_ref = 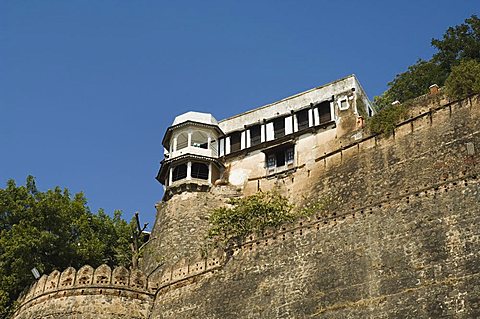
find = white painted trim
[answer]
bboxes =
[313,108,320,126]
[266,122,274,141]
[260,124,265,142]
[240,131,246,150]
[208,163,212,184]
[173,137,178,152]
[226,137,231,154]
[308,109,313,127]
[186,161,192,180]
[246,129,251,148]
[187,132,192,147]
[285,116,293,135]
[219,138,225,156]
[338,98,349,111]
[330,101,335,121]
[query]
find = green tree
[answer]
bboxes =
[376,60,448,108]
[432,15,480,72]
[375,15,480,109]
[444,59,480,99]
[0,176,132,317]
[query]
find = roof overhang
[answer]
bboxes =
[162,121,225,149]
[156,154,225,185]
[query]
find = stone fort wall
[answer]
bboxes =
[12,94,480,318]
[12,265,156,319]
[147,93,480,318]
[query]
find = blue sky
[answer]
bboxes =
[1,1,478,228]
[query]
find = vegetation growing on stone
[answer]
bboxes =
[0,176,134,317]
[355,97,368,119]
[365,16,480,136]
[444,59,480,99]
[207,191,330,248]
[207,191,294,246]
[375,15,480,109]
[366,103,408,136]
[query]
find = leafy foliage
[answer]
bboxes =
[431,15,480,72]
[356,97,368,118]
[444,59,480,100]
[375,15,480,108]
[207,191,330,248]
[207,191,294,246]
[375,60,448,109]
[366,103,408,136]
[0,176,133,317]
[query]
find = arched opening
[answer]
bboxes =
[172,164,187,182]
[191,131,208,149]
[191,162,209,180]
[176,133,188,151]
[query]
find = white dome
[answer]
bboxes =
[172,111,218,126]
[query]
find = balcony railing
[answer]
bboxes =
[171,145,218,159]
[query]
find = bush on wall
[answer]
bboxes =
[444,59,480,100]
[206,191,332,248]
[365,103,409,136]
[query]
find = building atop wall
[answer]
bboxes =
[156,74,373,200]
[13,75,480,319]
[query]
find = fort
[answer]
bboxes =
[12,75,480,318]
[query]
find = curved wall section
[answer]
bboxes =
[12,265,156,319]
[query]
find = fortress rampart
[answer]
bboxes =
[147,93,480,318]
[12,93,480,318]
[13,265,156,319]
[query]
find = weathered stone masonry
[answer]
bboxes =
[13,265,156,319]
[145,95,480,318]
[12,92,480,318]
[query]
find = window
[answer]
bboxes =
[275,150,285,167]
[176,133,188,150]
[339,99,348,111]
[230,131,241,152]
[286,148,294,163]
[318,101,332,123]
[273,117,285,138]
[191,162,209,180]
[267,154,276,168]
[265,146,294,171]
[191,131,208,149]
[296,109,309,131]
[172,164,187,182]
[250,125,261,146]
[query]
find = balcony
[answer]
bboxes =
[171,144,218,159]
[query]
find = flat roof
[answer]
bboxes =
[219,74,356,124]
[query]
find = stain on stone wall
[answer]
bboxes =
[147,94,480,318]
[12,94,480,319]
[12,265,155,319]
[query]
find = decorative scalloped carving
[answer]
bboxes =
[112,266,129,286]
[44,270,60,292]
[17,264,159,310]
[59,267,76,288]
[94,264,111,285]
[129,269,146,289]
[76,265,94,285]
[23,281,37,301]
[33,275,47,296]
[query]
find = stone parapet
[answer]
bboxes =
[13,265,156,319]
